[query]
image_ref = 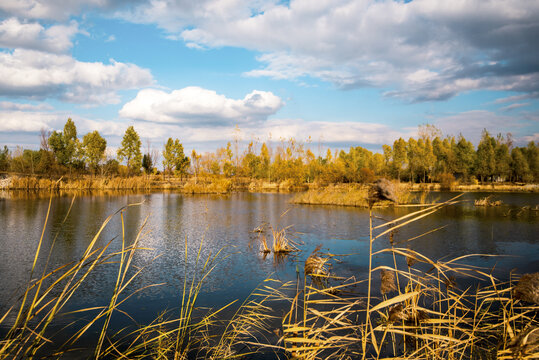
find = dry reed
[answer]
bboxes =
[474,195,503,206]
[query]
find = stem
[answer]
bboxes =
[363,208,374,359]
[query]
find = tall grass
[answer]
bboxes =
[6,175,153,190]
[276,193,538,359]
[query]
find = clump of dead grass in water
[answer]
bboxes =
[474,195,503,206]
[271,225,300,254]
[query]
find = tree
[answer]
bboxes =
[407,138,419,182]
[48,118,79,169]
[162,138,190,178]
[39,128,51,151]
[418,124,442,141]
[0,146,9,172]
[117,126,142,175]
[82,131,107,174]
[494,136,511,181]
[191,149,202,183]
[511,147,531,182]
[392,138,407,181]
[454,134,475,181]
[524,141,539,181]
[259,142,271,181]
[382,144,392,176]
[142,154,153,175]
[475,129,496,182]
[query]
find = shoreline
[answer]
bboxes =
[1,175,538,193]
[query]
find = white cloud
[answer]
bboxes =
[0,110,61,132]
[522,133,539,143]
[0,101,52,111]
[0,0,121,21]
[432,110,523,144]
[0,17,80,53]
[499,103,530,112]
[119,87,283,126]
[116,0,539,101]
[0,49,154,104]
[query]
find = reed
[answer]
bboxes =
[271,225,299,253]
[474,195,503,206]
[275,193,538,360]
[182,177,232,194]
[6,175,153,190]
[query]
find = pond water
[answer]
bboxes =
[0,191,538,355]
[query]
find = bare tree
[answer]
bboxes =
[145,138,160,171]
[39,127,51,151]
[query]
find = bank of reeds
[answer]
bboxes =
[5,175,154,190]
[182,177,233,194]
[292,182,412,207]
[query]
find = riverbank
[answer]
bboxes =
[1,174,538,194]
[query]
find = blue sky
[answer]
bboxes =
[0,0,538,156]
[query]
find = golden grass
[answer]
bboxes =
[474,195,503,206]
[182,177,232,194]
[6,175,154,190]
[271,225,300,253]
[292,182,412,208]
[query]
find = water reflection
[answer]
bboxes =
[0,191,537,325]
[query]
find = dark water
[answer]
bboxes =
[0,191,538,352]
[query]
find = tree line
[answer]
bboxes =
[0,120,537,184]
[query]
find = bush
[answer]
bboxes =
[438,172,455,190]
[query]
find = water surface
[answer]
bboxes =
[0,191,537,350]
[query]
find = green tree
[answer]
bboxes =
[162,138,190,178]
[117,126,142,175]
[0,146,9,171]
[454,134,475,181]
[36,150,55,175]
[494,135,511,181]
[407,137,419,182]
[48,118,80,173]
[511,147,531,182]
[382,144,392,176]
[475,129,496,182]
[82,130,107,174]
[524,141,539,181]
[392,138,407,181]
[142,154,153,175]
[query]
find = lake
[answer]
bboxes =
[0,190,538,356]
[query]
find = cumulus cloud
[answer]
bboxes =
[0,49,153,104]
[0,0,139,21]
[115,0,539,102]
[0,101,52,111]
[432,110,524,144]
[0,110,61,132]
[0,18,80,53]
[119,87,283,126]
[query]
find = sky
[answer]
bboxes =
[0,0,538,156]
